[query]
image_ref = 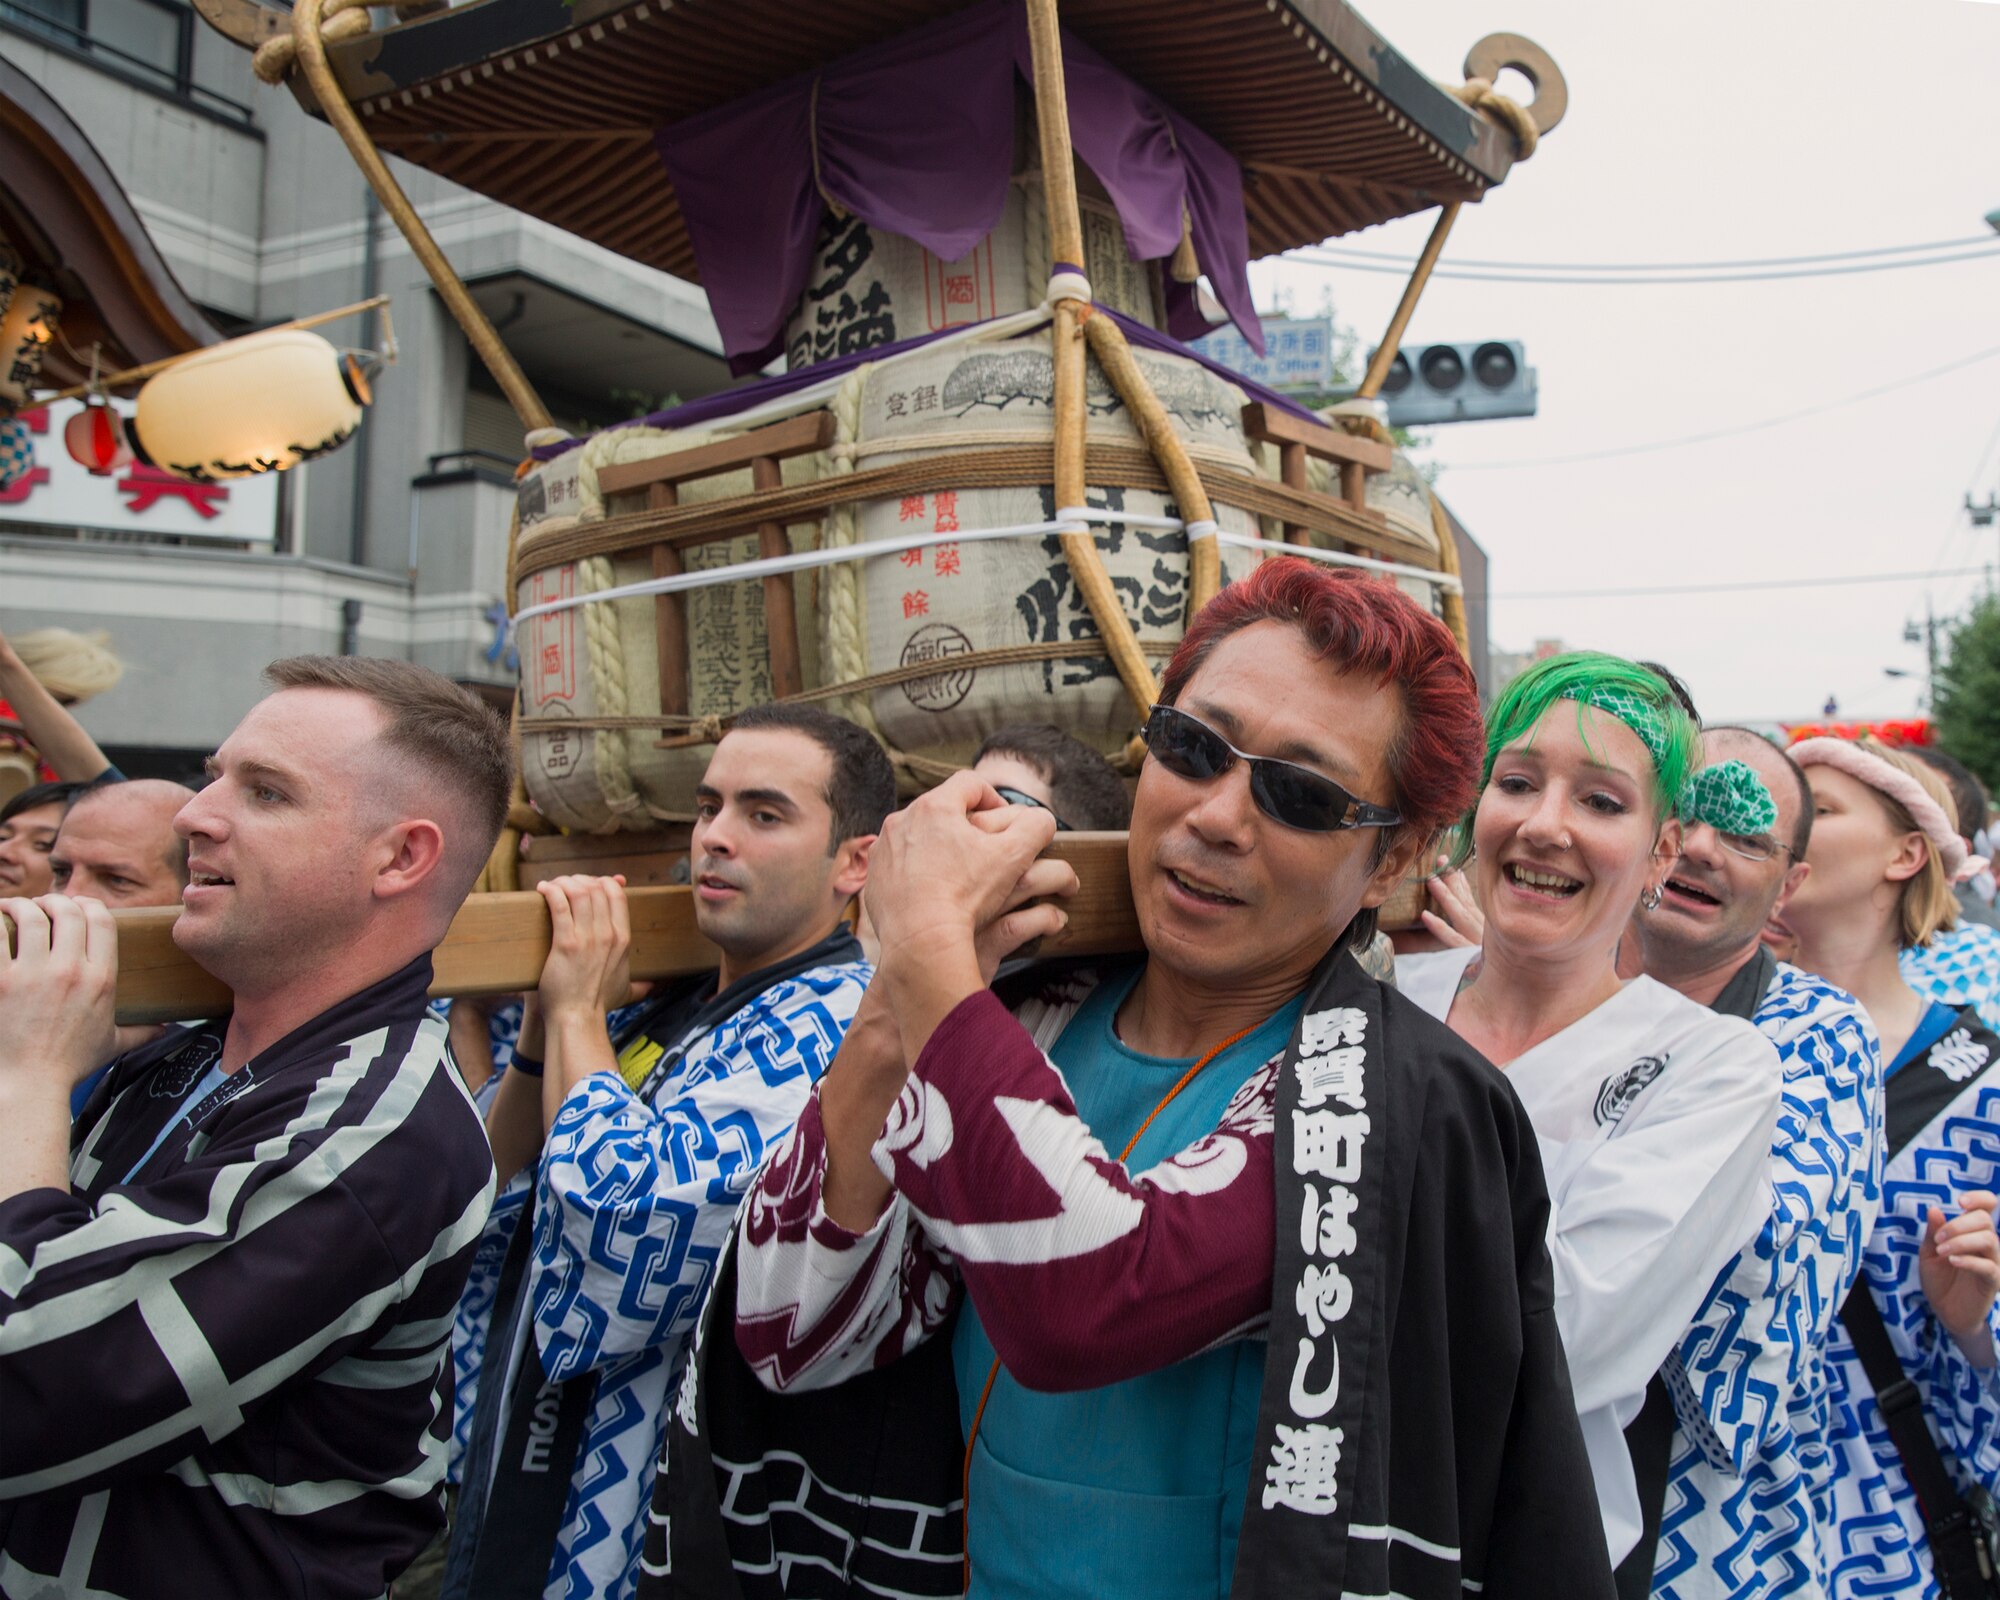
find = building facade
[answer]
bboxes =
[0,0,733,775]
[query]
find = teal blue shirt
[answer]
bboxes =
[952,965,1304,1600]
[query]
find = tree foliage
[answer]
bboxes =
[1933,596,2000,792]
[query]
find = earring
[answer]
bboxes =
[1639,883,1664,912]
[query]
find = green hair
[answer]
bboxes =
[1481,651,1701,815]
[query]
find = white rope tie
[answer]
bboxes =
[512,509,1459,631]
[1055,504,1187,534]
[1044,269,1094,306]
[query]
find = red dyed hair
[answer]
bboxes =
[1160,559,1483,843]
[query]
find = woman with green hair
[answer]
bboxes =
[1398,652,1782,1583]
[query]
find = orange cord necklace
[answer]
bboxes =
[957,1015,1263,1592]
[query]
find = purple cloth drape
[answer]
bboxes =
[654,0,1262,375]
[533,306,1313,462]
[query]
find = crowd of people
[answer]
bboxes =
[2,560,2000,1600]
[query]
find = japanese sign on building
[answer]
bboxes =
[1192,317,1336,392]
[0,402,278,544]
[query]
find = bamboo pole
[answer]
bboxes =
[1023,0,1084,270]
[38,296,391,403]
[1080,313,1221,616]
[1356,201,1462,403]
[1022,0,1159,722]
[72,836,1143,1025]
[288,0,555,434]
[1340,200,1462,508]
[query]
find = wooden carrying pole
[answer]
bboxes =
[289,0,555,434]
[88,836,1143,1026]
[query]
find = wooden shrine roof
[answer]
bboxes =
[0,57,221,386]
[303,0,1522,281]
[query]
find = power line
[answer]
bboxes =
[1492,565,1993,602]
[1294,234,2000,274]
[1435,344,2000,471]
[1287,246,2000,287]
[1917,414,2000,583]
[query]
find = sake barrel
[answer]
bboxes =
[513,379,1460,826]
[782,175,1160,370]
[826,329,1261,769]
[514,431,828,833]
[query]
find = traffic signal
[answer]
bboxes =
[1374,340,1537,426]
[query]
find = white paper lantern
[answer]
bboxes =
[0,245,22,323]
[0,284,63,407]
[64,401,134,475]
[0,415,36,489]
[132,327,370,482]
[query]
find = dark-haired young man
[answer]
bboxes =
[0,656,509,1600]
[974,723,1131,832]
[1629,727,1882,1599]
[441,704,893,1600]
[654,561,1614,1600]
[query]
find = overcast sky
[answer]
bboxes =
[1251,0,2000,725]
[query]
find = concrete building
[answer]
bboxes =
[0,2,732,777]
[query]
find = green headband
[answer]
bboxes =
[1559,686,1672,777]
[1677,759,1778,837]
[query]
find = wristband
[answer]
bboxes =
[509,1050,546,1079]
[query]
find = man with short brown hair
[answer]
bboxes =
[0,656,509,1600]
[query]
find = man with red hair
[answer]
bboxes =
[648,561,1614,1600]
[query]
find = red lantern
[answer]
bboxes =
[64,402,133,475]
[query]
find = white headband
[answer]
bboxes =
[1790,737,1987,883]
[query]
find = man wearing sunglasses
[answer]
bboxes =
[650,559,1615,1600]
[1629,726,1883,1600]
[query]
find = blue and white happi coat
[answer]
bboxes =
[1824,1007,2000,1600]
[1902,923,2000,1033]
[444,997,532,1487]
[452,968,868,1600]
[1653,965,1883,1600]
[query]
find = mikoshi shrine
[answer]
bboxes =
[105,0,1569,1017]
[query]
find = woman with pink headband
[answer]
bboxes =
[1786,734,2000,1599]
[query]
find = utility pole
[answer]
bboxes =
[1927,596,1940,708]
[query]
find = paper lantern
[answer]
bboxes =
[0,283,62,408]
[64,402,133,475]
[0,415,35,489]
[0,245,22,322]
[131,328,370,482]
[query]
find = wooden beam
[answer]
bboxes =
[69,835,1142,1026]
[594,412,835,501]
[1240,403,1393,473]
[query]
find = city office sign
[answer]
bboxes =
[0,401,278,544]
[1191,317,1336,390]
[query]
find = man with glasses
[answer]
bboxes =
[1630,727,1883,1600]
[973,723,1132,833]
[648,559,1615,1600]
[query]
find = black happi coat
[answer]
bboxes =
[647,952,1615,1599]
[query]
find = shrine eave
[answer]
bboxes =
[0,57,223,387]
[308,0,1514,283]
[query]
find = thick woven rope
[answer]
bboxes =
[1678,759,1778,837]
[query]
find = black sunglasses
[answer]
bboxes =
[1141,704,1401,834]
[994,786,1072,831]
